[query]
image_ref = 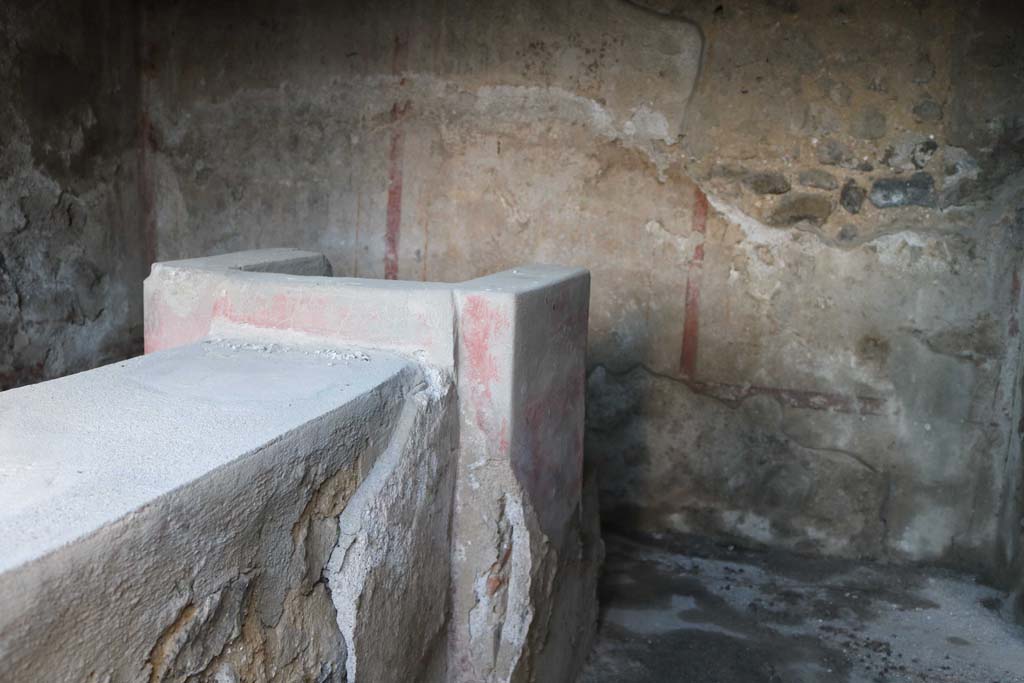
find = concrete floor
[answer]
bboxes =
[582,534,1024,683]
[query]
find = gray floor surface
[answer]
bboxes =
[581,533,1024,682]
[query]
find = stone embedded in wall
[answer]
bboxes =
[822,79,853,107]
[624,0,1024,583]
[837,224,858,242]
[869,172,936,208]
[866,71,889,93]
[804,101,843,136]
[912,139,939,169]
[816,137,852,166]
[768,193,833,226]
[913,97,943,123]
[710,164,747,180]
[840,180,867,214]
[883,137,938,173]
[812,137,869,172]
[798,169,838,190]
[941,147,981,207]
[744,171,791,195]
[912,52,936,84]
[850,107,888,140]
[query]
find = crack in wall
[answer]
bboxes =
[592,362,889,416]
[326,369,456,682]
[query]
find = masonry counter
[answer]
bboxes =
[0,249,600,683]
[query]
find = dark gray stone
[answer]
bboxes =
[883,137,938,172]
[798,169,838,190]
[816,138,850,166]
[768,194,833,226]
[912,52,935,84]
[912,139,938,169]
[838,224,858,242]
[913,98,943,123]
[840,180,866,214]
[939,147,980,207]
[850,107,887,140]
[867,72,888,93]
[745,171,791,195]
[822,79,851,106]
[869,172,936,208]
[710,163,746,180]
[766,0,800,13]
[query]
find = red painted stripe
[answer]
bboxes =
[680,187,709,377]
[692,187,709,236]
[672,185,885,416]
[680,276,700,377]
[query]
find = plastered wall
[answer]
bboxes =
[2,0,1022,581]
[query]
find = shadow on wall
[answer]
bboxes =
[0,0,148,390]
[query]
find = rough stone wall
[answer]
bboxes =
[0,0,146,389]
[141,0,1024,578]
[646,0,1024,583]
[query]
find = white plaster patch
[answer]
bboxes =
[719,511,776,546]
[644,219,694,259]
[626,105,673,144]
[474,84,618,140]
[326,374,455,682]
[895,506,957,559]
[869,231,946,271]
[705,190,794,248]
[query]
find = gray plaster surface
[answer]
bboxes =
[0,339,411,573]
[583,534,1024,683]
[136,0,1024,581]
[155,247,334,276]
